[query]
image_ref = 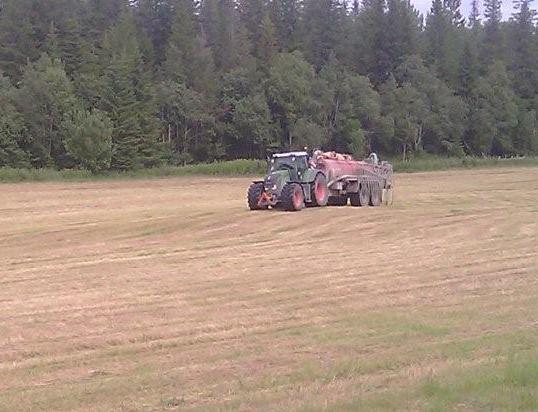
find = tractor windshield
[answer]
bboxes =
[269,155,309,173]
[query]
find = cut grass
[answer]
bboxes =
[419,351,538,411]
[1,156,537,183]
[0,169,536,411]
[298,333,538,412]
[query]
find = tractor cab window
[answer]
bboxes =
[270,155,309,172]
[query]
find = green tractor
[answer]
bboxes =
[247,152,329,211]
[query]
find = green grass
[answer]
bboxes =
[391,155,538,173]
[1,156,537,183]
[418,351,538,411]
[295,349,538,412]
[0,159,266,183]
[294,328,538,412]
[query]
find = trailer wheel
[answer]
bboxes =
[349,192,360,207]
[358,183,370,206]
[369,182,382,206]
[281,183,304,211]
[248,183,268,210]
[310,174,329,207]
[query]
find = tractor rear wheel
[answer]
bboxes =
[247,182,267,210]
[281,183,305,211]
[358,183,370,206]
[310,174,329,207]
[369,182,382,206]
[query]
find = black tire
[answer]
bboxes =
[349,192,360,207]
[369,182,382,206]
[358,183,370,206]
[310,174,329,207]
[247,182,267,210]
[280,183,305,211]
[328,196,348,206]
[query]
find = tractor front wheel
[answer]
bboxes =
[247,183,267,210]
[281,183,305,211]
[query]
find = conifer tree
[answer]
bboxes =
[509,0,537,99]
[270,0,300,51]
[103,11,161,169]
[358,0,390,84]
[469,0,481,27]
[483,0,503,62]
[164,0,215,92]
[0,0,40,82]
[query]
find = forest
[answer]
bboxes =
[0,0,537,171]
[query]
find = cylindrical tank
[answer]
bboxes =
[315,156,374,183]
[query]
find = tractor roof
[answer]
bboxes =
[272,151,308,158]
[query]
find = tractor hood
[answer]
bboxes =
[264,170,290,195]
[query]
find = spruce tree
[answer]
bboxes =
[424,0,460,85]
[469,0,481,28]
[385,0,421,69]
[270,0,300,51]
[164,0,215,92]
[258,15,278,66]
[106,52,140,170]
[509,0,537,100]
[466,62,518,155]
[457,38,480,98]
[483,0,503,63]
[238,0,265,58]
[444,0,465,26]
[301,0,345,70]
[202,0,250,72]
[0,0,39,82]
[136,0,174,65]
[358,0,390,84]
[102,11,161,169]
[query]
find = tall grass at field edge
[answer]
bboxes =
[392,155,538,172]
[0,159,267,183]
[1,156,537,183]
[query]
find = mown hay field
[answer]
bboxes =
[1,168,537,411]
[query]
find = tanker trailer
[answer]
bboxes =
[312,152,393,206]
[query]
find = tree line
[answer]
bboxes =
[0,0,537,171]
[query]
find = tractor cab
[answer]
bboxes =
[269,152,310,181]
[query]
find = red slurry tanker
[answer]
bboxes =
[247,151,393,211]
[313,151,393,207]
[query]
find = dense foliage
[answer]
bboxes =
[0,0,537,171]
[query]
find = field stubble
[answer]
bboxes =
[0,168,537,411]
